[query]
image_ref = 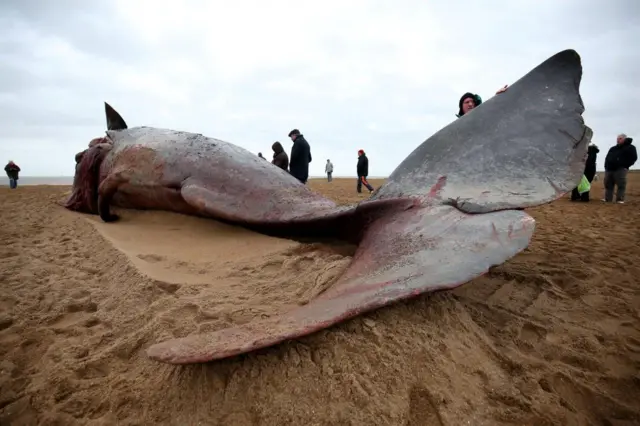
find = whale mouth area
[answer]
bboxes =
[65,139,113,214]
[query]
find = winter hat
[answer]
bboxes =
[457,92,483,117]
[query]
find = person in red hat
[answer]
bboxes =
[357,149,374,194]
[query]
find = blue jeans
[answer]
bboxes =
[9,178,17,189]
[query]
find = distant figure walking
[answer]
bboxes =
[258,152,266,160]
[271,141,289,171]
[356,149,374,194]
[4,160,21,189]
[571,143,599,202]
[288,129,312,184]
[603,133,637,204]
[325,159,333,182]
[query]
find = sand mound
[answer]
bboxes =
[1,178,640,425]
[86,210,301,285]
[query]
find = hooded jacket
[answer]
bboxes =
[456,92,483,117]
[271,141,289,171]
[604,138,637,172]
[584,144,599,181]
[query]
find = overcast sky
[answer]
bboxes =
[0,0,638,177]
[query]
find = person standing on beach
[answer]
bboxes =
[271,141,289,171]
[356,149,374,194]
[288,129,312,184]
[571,143,599,202]
[4,160,21,189]
[325,159,334,182]
[603,133,637,204]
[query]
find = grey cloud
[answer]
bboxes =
[0,1,153,64]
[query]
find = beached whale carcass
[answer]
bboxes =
[65,49,591,364]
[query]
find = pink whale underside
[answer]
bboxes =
[141,49,590,364]
[145,200,535,364]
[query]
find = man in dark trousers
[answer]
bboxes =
[287,129,312,184]
[356,149,374,194]
[4,160,21,189]
[603,133,637,204]
[571,143,599,202]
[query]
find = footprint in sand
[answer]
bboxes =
[518,321,547,346]
[407,385,444,426]
[137,254,165,263]
[49,301,100,330]
[74,359,111,380]
[0,315,14,331]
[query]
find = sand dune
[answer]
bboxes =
[1,177,639,425]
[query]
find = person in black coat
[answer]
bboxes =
[287,129,312,184]
[4,160,20,189]
[356,149,374,193]
[571,144,600,202]
[603,134,637,203]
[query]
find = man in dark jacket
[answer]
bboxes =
[603,134,637,203]
[271,141,289,171]
[356,149,374,193]
[4,160,21,189]
[287,129,312,184]
[571,143,600,202]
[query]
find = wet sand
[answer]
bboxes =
[1,176,639,425]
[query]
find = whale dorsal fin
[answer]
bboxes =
[105,102,128,131]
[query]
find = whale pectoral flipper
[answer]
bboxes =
[98,172,128,222]
[180,181,252,223]
[145,204,535,364]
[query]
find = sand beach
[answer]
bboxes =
[1,177,639,425]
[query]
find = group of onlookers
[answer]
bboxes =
[5,126,637,201]
[260,129,375,193]
[258,128,313,184]
[570,133,637,204]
